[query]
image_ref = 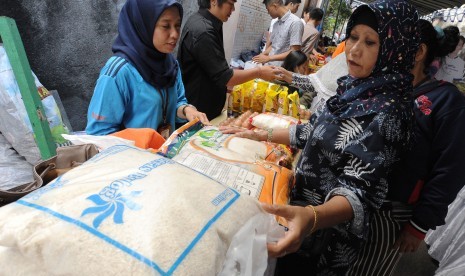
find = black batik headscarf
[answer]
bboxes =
[112,0,183,89]
[327,0,419,118]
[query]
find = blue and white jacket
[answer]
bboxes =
[86,56,187,135]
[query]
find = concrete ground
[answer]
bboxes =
[392,242,438,276]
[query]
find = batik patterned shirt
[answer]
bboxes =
[287,90,413,274]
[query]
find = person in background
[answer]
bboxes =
[348,19,465,276]
[281,50,309,75]
[253,0,304,66]
[268,0,302,34]
[261,0,302,53]
[277,51,348,111]
[301,7,324,59]
[264,0,302,48]
[221,0,419,274]
[86,0,209,137]
[428,26,460,77]
[316,37,326,54]
[435,30,465,83]
[178,0,280,120]
[281,50,308,95]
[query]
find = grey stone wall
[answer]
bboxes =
[1,0,197,131]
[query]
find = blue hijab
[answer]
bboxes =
[328,0,419,118]
[112,0,183,89]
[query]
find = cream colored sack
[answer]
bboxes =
[0,145,263,276]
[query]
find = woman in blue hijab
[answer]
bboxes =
[86,0,208,138]
[221,0,419,274]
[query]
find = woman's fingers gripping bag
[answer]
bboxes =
[0,145,264,276]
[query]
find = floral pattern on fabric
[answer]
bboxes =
[283,0,419,274]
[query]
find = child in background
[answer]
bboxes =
[281,50,309,75]
[281,51,312,114]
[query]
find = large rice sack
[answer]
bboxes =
[0,145,264,275]
[159,122,294,206]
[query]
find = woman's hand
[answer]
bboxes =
[185,107,210,125]
[261,203,315,258]
[276,67,294,84]
[258,65,282,82]
[219,126,267,141]
[308,54,318,64]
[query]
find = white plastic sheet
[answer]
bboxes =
[309,53,348,114]
[220,213,285,276]
[425,186,465,275]
[0,132,33,190]
[0,45,70,164]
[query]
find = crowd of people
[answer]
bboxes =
[84,0,465,274]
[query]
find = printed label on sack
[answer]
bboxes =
[174,152,264,199]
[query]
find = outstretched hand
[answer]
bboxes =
[276,67,294,84]
[261,203,314,258]
[259,65,282,82]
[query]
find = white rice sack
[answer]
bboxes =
[0,246,47,276]
[185,126,268,162]
[159,124,295,206]
[0,145,263,276]
[251,112,300,130]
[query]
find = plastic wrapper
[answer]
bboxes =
[251,81,268,113]
[265,88,280,113]
[231,84,243,114]
[308,53,348,115]
[425,186,465,275]
[0,45,70,164]
[241,80,255,111]
[0,145,269,275]
[158,121,295,206]
[0,132,33,190]
[288,91,300,119]
[278,88,289,115]
[251,112,300,130]
[219,213,285,276]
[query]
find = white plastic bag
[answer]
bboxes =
[0,45,70,164]
[0,132,33,190]
[308,53,348,114]
[251,113,300,130]
[219,213,285,276]
[425,186,465,275]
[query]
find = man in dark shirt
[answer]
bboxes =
[178,0,279,120]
